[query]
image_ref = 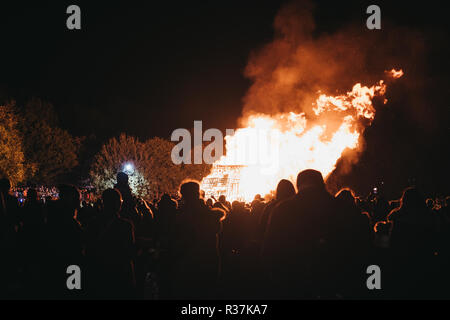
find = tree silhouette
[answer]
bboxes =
[90,134,211,199]
[143,137,211,198]
[18,98,81,185]
[0,103,27,185]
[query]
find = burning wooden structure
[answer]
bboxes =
[200,164,246,201]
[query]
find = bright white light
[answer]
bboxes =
[123,162,134,174]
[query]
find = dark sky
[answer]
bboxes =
[1,1,284,139]
[1,0,447,140]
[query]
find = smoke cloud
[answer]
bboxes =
[236,0,432,193]
[240,0,425,124]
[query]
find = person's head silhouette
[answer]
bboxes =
[179,181,200,203]
[296,169,325,193]
[102,188,123,217]
[117,172,129,186]
[276,179,296,200]
[57,184,81,219]
[400,187,425,212]
[0,178,11,194]
[218,195,226,204]
[335,188,356,205]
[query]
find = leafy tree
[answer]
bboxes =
[90,133,152,198]
[143,137,211,198]
[18,98,81,185]
[90,134,211,200]
[0,103,27,185]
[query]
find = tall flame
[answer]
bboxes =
[201,70,403,202]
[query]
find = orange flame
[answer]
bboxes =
[201,70,403,202]
[386,68,404,79]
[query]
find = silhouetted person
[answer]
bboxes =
[264,170,341,299]
[0,178,19,233]
[115,172,133,203]
[171,181,224,299]
[21,188,45,233]
[213,200,228,212]
[42,184,84,299]
[250,197,265,240]
[260,179,295,244]
[154,194,178,298]
[370,189,390,223]
[88,188,136,299]
[218,195,231,212]
[253,180,296,298]
[222,201,250,260]
[205,198,214,208]
[335,188,372,240]
[77,201,96,228]
[387,187,439,298]
[135,197,154,239]
[20,188,46,296]
[0,178,20,298]
[388,187,436,250]
[334,188,373,298]
[114,172,139,223]
[155,194,178,245]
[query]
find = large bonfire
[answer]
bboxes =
[201,70,403,201]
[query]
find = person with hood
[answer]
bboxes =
[264,169,341,299]
[260,179,296,245]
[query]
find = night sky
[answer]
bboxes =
[0,1,449,195]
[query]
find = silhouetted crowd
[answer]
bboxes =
[1,170,449,300]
